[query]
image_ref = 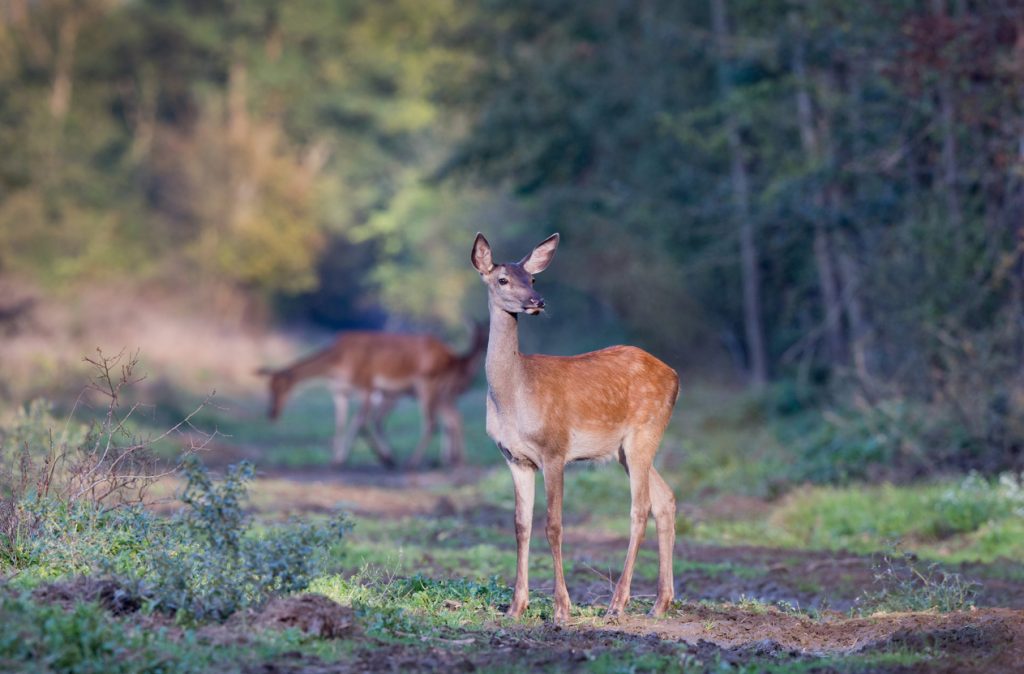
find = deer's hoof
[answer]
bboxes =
[506,602,527,619]
[648,600,672,618]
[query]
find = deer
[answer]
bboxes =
[471,232,679,623]
[258,324,486,468]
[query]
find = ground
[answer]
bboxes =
[14,382,1024,672]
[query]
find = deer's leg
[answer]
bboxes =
[406,383,437,468]
[507,458,535,618]
[608,441,653,617]
[543,460,572,623]
[364,391,397,468]
[648,466,676,616]
[329,389,351,466]
[438,402,465,466]
[334,392,370,466]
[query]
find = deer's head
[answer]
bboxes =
[257,368,294,420]
[471,233,559,316]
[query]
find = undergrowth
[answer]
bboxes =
[857,553,980,614]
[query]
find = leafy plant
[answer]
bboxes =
[143,457,350,622]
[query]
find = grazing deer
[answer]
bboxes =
[471,233,679,622]
[259,324,486,468]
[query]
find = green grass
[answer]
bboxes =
[0,592,349,674]
[691,476,1024,563]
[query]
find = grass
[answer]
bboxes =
[7,377,1024,671]
[690,477,1024,563]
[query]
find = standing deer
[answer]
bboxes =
[472,233,679,622]
[259,324,486,468]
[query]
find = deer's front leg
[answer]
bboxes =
[329,389,351,465]
[543,460,571,623]
[507,457,535,618]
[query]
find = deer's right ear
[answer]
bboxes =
[471,233,494,274]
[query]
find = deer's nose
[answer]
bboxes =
[528,296,545,309]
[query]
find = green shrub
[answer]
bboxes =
[8,457,349,622]
[786,400,923,485]
[9,498,159,578]
[0,593,193,674]
[143,458,351,622]
[931,472,1024,537]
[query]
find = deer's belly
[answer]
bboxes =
[565,429,622,463]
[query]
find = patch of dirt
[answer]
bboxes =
[31,581,357,647]
[251,594,357,639]
[607,605,1024,663]
[32,577,140,615]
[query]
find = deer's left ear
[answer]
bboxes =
[521,233,559,274]
[472,232,494,274]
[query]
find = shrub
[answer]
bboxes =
[143,458,350,622]
[1,349,215,568]
[10,498,159,578]
[786,400,925,485]
[8,458,349,622]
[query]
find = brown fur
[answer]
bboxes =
[472,232,679,622]
[260,325,486,468]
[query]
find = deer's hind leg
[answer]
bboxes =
[648,466,676,616]
[438,402,465,465]
[406,382,438,468]
[608,432,656,617]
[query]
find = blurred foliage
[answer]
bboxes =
[3,1,1024,469]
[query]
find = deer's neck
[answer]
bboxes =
[283,345,338,383]
[485,304,523,402]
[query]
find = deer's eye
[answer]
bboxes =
[530,278,535,285]
[498,278,509,286]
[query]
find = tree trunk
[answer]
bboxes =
[931,0,962,228]
[838,60,876,386]
[710,0,768,387]
[792,11,844,366]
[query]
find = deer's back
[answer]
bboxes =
[522,346,678,424]
[329,332,456,390]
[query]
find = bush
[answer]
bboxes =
[143,458,350,621]
[8,457,349,622]
[931,472,1024,537]
[785,400,925,485]
[9,498,158,578]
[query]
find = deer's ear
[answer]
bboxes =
[521,233,559,274]
[471,232,494,274]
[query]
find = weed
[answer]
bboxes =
[857,553,980,614]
